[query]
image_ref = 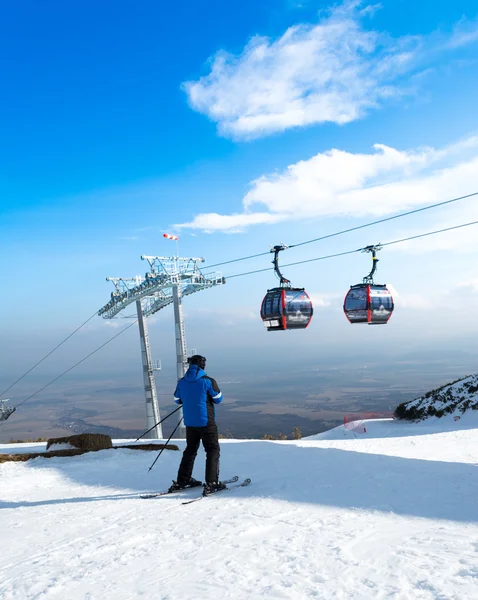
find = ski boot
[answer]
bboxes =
[168,477,202,493]
[203,481,227,496]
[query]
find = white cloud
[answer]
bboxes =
[386,278,478,315]
[182,3,478,139]
[386,285,433,310]
[447,17,478,49]
[177,211,283,234]
[458,279,478,294]
[175,136,478,235]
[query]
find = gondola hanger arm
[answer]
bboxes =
[270,243,291,287]
[362,244,382,284]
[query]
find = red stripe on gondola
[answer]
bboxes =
[281,289,287,330]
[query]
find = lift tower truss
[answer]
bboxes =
[98,258,225,438]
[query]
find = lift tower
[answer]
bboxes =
[98,257,224,438]
[103,277,162,439]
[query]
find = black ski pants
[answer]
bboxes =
[177,422,220,485]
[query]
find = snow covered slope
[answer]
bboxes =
[395,373,478,420]
[2,416,478,599]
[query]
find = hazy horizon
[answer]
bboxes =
[2,344,476,442]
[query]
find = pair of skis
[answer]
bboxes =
[183,477,251,505]
[140,475,251,504]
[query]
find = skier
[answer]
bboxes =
[169,355,226,495]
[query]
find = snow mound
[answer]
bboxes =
[46,442,77,452]
[306,410,478,440]
[395,373,478,420]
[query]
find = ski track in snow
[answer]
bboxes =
[1,414,478,599]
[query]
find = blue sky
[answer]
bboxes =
[1,0,478,398]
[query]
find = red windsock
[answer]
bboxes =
[163,233,178,240]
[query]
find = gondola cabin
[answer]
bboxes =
[261,288,313,331]
[343,284,394,325]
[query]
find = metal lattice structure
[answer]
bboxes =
[98,257,224,319]
[98,256,225,439]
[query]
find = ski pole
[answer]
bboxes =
[147,417,183,473]
[134,405,182,442]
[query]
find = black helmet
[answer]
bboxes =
[188,355,206,369]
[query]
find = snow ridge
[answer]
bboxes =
[395,373,478,420]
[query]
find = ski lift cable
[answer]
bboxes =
[206,250,271,269]
[205,191,478,269]
[13,320,138,410]
[225,219,478,279]
[287,191,478,250]
[380,221,478,249]
[0,310,100,398]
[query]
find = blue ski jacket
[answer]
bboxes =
[174,365,223,427]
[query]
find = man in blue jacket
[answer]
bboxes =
[169,355,225,495]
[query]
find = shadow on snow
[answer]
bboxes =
[1,443,478,523]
